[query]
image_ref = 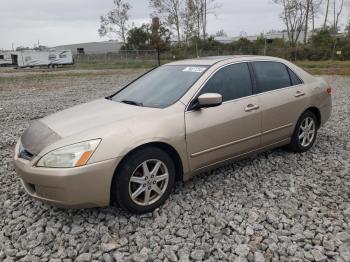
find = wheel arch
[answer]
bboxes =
[303,106,321,128]
[110,142,184,203]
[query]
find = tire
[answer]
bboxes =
[288,110,318,153]
[112,146,176,214]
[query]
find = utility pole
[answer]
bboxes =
[323,0,330,29]
[264,31,267,56]
[334,0,336,33]
[304,0,310,44]
[152,17,161,66]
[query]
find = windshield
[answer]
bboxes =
[111,65,208,108]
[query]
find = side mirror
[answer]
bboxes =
[195,93,223,109]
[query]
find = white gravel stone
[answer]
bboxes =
[336,232,350,243]
[311,249,326,262]
[344,208,350,217]
[339,244,350,262]
[235,244,250,257]
[75,253,92,262]
[254,251,265,262]
[100,242,119,252]
[190,249,205,261]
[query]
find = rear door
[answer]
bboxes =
[185,62,261,171]
[251,61,308,146]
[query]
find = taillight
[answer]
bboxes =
[326,87,332,95]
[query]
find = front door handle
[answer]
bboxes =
[245,104,260,112]
[295,91,305,97]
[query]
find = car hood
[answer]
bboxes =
[20,98,157,156]
[41,98,156,137]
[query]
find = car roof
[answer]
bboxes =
[166,55,284,66]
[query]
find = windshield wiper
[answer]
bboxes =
[120,100,143,107]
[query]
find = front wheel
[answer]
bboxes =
[112,147,176,214]
[288,111,318,152]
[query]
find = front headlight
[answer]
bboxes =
[36,139,101,168]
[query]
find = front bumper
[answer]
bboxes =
[14,144,120,208]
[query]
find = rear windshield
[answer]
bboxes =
[112,65,208,108]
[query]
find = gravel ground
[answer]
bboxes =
[0,72,349,262]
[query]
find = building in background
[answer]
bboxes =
[54,40,123,55]
[0,51,13,66]
[215,31,310,44]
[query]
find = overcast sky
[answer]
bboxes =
[0,0,348,50]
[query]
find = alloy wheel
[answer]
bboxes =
[128,159,169,206]
[298,117,316,147]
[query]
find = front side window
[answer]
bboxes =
[112,65,208,108]
[198,63,252,102]
[252,61,291,92]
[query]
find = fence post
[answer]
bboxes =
[156,48,161,67]
[294,43,299,62]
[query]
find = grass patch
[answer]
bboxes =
[296,60,350,68]
[1,60,350,83]
[75,60,158,70]
[295,60,350,75]
[0,68,148,84]
[302,67,350,76]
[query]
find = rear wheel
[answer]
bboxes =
[112,147,176,214]
[288,111,318,152]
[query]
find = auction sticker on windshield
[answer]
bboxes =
[183,67,207,73]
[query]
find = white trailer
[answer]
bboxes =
[0,52,13,66]
[12,50,74,68]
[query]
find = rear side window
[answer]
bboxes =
[252,61,291,92]
[287,68,303,85]
[199,63,252,102]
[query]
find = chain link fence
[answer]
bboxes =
[73,47,347,69]
[74,50,160,69]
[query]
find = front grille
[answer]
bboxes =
[19,148,34,160]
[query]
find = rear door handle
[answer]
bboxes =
[245,104,260,112]
[295,91,305,97]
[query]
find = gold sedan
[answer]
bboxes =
[14,56,332,213]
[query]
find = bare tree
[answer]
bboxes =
[274,0,308,45]
[310,0,323,31]
[333,0,345,33]
[303,0,322,42]
[181,0,197,41]
[198,0,220,39]
[215,29,227,37]
[193,0,203,38]
[98,0,131,43]
[181,0,203,39]
[304,0,311,44]
[150,0,183,43]
[323,0,330,28]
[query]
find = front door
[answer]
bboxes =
[185,62,261,171]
